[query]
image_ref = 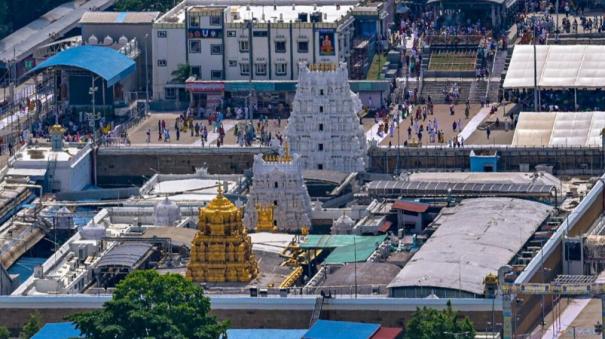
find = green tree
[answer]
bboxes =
[19,312,42,339]
[114,0,174,12]
[0,325,9,339]
[171,63,192,83]
[68,270,227,339]
[404,301,476,339]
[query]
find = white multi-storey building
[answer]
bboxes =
[151,0,357,101]
[286,63,367,172]
[243,147,312,232]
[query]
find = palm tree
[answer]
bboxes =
[171,63,191,83]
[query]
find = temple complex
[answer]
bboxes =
[186,184,258,283]
[244,143,312,232]
[286,63,367,172]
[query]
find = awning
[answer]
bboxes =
[29,45,135,87]
[504,45,605,89]
[391,200,429,213]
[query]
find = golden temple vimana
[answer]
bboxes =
[186,185,258,283]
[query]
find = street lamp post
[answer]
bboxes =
[533,19,539,112]
[144,34,150,115]
[89,75,98,142]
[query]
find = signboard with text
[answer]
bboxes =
[188,28,223,39]
[186,81,225,93]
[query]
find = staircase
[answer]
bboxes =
[44,153,58,193]
[421,80,472,104]
[468,80,487,103]
[309,295,325,326]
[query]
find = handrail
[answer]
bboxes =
[484,44,499,104]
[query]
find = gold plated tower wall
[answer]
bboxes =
[187,186,259,283]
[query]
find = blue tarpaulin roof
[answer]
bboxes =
[226,329,307,339]
[30,45,135,87]
[33,322,81,339]
[303,320,381,339]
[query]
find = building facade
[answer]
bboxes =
[286,63,367,172]
[243,146,312,232]
[151,2,356,101]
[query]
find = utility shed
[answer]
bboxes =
[387,198,552,298]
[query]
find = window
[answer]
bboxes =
[319,123,323,131]
[165,88,176,99]
[320,89,324,95]
[157,30,167,38]
[318,144,324,151]
[191,66,201,77]
[157,59,167,67]
[275,63,287,75]
[211,44,223,55]
[209,15,221,26]
[253,31,268,37]
[255,63,267,76]
[317,164,323,170]
[239,40,249,52]
[275,41,286,53]
[273,200,278,206]
[298,41,309,53]
[189,15,200,28]
[274,182,278,188]
[228,60,238,67]
[189,40,201,53]
[227,30,237,37]
[240,63,250,76]
[319,106,323,113]
[211,70,222,80]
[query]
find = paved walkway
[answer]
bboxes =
[458,105,491,140]
[192,121,236,146]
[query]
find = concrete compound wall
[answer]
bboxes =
[369,146,605,175]
[0,297,503,333]
[95,146,273,186]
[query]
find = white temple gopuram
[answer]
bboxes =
[286,63,367,173]
[243,143,312,232]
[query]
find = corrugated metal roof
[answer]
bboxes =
[96,242,153,268]
[391,200,429,213]
[387,198,553,295]
[301,235,385,249]
[371,327,403,339]
[304,320,380,339]
[226,329,307,339]
[29,45,135,87]
[32,322,80,339]
[80,11,160,24]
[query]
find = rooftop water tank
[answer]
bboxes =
[80,222,106,241]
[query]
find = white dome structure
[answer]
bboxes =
[88,35,98,45]
[103,35,113,45]
[153,197,181,226]
[80,222,106,241]
[118,35,128,45]
[331,213,355,235]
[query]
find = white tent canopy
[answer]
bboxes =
[503,45,605,89]
[512,111,605,147]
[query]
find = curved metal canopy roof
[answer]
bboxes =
[29,45,135,87]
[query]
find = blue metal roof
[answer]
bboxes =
[30,45,135,87]
[226,329,307,339]
[304,320,380,339]
[32,322,81,339]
